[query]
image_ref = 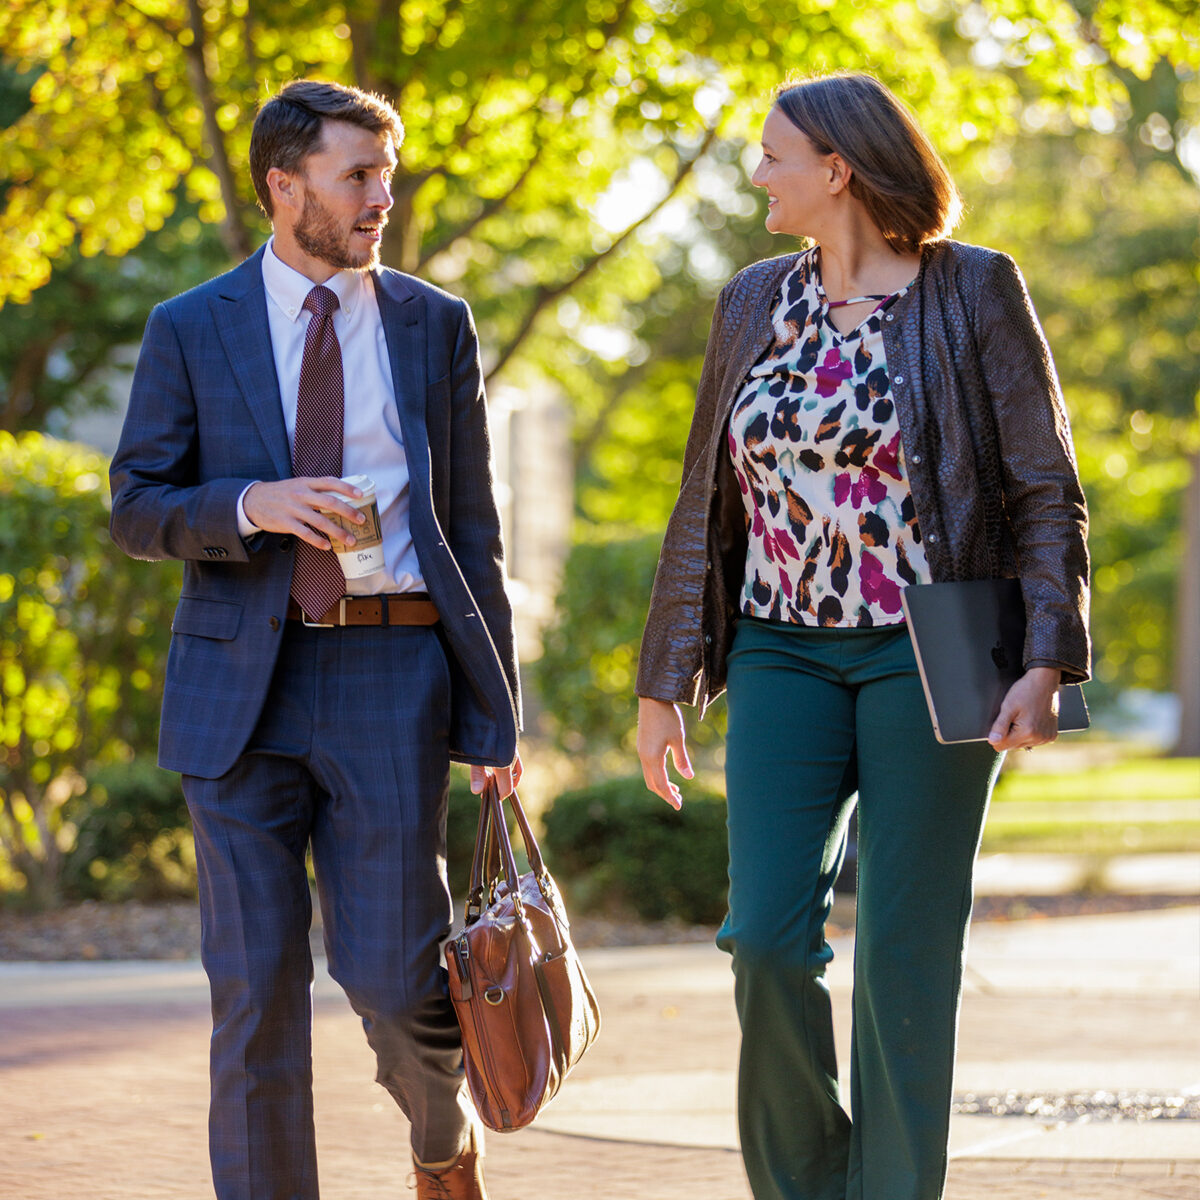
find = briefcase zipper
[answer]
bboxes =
[451,934,473,1001]
[465,997,513,1129]
[452,933,515,1129]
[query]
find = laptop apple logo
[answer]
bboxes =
[991,641,1010,670]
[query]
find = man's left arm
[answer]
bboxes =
[444,299,522,727]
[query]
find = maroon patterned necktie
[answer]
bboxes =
[289,284,346,620]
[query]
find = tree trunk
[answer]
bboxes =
[382,179,421,274]
[184,0,253,262]
[2,335,54,432]
[1173,449,1200,755]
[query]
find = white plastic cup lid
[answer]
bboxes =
[341,473,375,499]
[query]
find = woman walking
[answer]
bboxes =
[636,73,1089,1200]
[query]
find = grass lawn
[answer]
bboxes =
[983,754,1200,855]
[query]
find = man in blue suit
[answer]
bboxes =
[110,80,520,1200]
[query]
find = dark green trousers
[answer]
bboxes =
[717,619,1003,1200]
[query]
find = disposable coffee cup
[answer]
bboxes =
[321,474,384,579]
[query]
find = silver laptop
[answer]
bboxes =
[900,578,1089,745]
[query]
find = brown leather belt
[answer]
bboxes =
[286,594,440,627]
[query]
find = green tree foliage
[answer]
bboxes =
[964,136,1198,699]
[65,758,194,901]
[952,53,1200,728]
[530,8,1198,760]
[535,529,670,762]
[0,203,231,431]
[0,433,180,906]
[3,3,1194,467]
[2,1,1197,772]
[3,0,1185,386]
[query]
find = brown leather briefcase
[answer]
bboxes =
[444,777,601,1132]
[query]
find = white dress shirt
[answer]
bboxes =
[238,238,425,594]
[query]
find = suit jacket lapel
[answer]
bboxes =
[373,270,431,496]
[210,248,293,480]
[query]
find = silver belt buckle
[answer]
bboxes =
[301,598,345,628]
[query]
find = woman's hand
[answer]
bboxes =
[637,697,693,810]
[987,667,1062,751]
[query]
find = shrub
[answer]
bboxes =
[534,527,726,768]
[541,775,729,924]
[534,531,663,759]
[0,432,181,907]
[50,761,507,906]
[63,758,194,901]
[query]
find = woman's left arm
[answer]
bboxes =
[976,253,1090,683]
[975,253,1090,748]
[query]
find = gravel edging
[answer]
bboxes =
[0,893,1195,963]
[0,899,727,962]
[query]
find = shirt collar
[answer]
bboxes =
[262,237,370,323]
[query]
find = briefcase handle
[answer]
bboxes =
[464,776,549,925]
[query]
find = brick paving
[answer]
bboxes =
[2,908,1198,1199]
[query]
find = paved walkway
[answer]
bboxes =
[2,900,1198,1199]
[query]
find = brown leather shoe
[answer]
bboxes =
[412,1122,488,1200]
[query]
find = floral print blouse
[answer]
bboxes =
[727,249,931,627]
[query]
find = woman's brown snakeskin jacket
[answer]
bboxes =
[636,240,1090,713]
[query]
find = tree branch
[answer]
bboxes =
[571,320,701,477]
[445,86,487,155]
[485,122,720,384]
[401,0,631,196]
[417,154,539,269]
[394,164,447,196]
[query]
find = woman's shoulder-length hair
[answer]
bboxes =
[775,72,962,254]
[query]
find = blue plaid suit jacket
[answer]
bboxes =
[110,247,520,779]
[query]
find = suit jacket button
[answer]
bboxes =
[269,616,280,631]
[279,536,293,552]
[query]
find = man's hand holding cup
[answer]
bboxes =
[245,475,383,576]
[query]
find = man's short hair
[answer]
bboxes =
[249,80,404,217]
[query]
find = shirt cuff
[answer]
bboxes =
[236,482,261,539]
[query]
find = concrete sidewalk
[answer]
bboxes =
[1,905,1198,1199]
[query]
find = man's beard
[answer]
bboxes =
[293,192,385,271]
